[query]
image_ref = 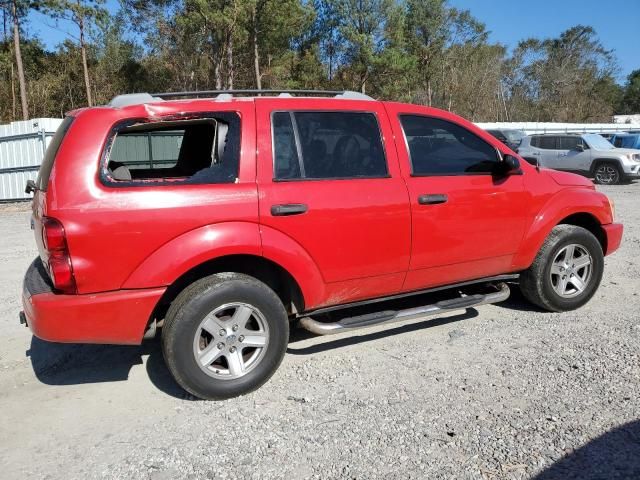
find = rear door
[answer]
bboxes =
[256,99,411,305]
[536,136,563,168]
[385,103,530,291]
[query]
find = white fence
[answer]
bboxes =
[0,118,63,202]
[476,122,640,135]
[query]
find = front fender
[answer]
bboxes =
[512,188,613,269]
[122,222,262,288]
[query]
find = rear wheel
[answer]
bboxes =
[593,162,622,185]
[162,273,289,400]
[519,225,604,312]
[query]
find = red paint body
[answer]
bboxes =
[22,97,623,344]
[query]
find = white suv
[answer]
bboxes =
[518,133,640,185]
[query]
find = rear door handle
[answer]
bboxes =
[418,194,448,205]
[271,203,308,216]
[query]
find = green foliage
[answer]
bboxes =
[0,0,637,123]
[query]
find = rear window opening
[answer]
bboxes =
[104,113,240,185]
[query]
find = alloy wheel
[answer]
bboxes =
[192,302,270,379]
[549,244,593,298]
[595,165,620,185]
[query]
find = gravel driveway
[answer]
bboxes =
[0,184,638,480]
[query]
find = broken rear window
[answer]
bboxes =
[104,113,240,185]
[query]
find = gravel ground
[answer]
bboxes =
[0,184,639,480]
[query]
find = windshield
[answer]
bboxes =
[583,134,614,150]
[503,130,526,143]
[616,135,639,149]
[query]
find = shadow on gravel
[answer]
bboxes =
[533,420,640,480]
[287,309,478,355]
[26,336,192,399]
[494,282,547,313]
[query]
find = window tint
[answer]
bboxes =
[559,136,580,150]
[272,111,387,180]
[106,113,240,184]
[535,136,558,150]
[272,112,302,179]
[400,115,498,175]
[37,116,74,191]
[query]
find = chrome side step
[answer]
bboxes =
[299,282,510,336]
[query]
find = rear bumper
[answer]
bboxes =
[21,259,165,344]
[603,223,623,256]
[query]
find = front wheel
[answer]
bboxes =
[162,273,289,400]
[593,162,622,185]
[519,225,604,312]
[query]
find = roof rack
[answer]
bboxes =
[108,90,373,108]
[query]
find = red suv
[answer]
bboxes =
[21,90,623,399]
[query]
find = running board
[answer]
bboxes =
[299,282,510,336]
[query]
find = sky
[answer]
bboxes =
[25,0,639,84]
[450,0,639,82]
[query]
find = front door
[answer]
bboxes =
[385,104,531,292]
[557,136,592,172]
[256,99,412,306]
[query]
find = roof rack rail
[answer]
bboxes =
[153,89,373,100]
[108,90,373,108]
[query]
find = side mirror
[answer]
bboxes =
[576,144,585,152]
[495,148,522,175]
[503,154,521,174]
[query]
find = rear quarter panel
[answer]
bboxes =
[45,101,259,294]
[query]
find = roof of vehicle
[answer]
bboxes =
[611,132,638,137]
[107,90,375,108]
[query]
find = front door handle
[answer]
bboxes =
[418,194,448,205]
[271,203,308,216]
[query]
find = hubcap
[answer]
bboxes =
[595,165,619,184]
[549,244,593,298]
[193,302,269,380]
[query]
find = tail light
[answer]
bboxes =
[42,217,76,294]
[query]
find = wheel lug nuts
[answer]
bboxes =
[229,346,237,353]
[238,335,244,342]
[217,342,224,350]
[219,329,226,336]
[232,325,239,332]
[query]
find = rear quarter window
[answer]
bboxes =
[102,113,240,186]
[36,116,74,191]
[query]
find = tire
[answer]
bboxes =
[519,225,604,312]
[162,273,289,400]
[593,162,622,185]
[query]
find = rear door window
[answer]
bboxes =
[537,136,558,150]
[272,111,388,180]
[36,116,74,191]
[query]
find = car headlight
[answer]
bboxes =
[627,153,640,163]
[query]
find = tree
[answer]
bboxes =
[43,0,108,106]
[1,0,34,119]
[619,69,640,114]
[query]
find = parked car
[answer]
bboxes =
[21,90,623,400]
[517,133,640,185]
[610,133,640,150]
[485,128,527,151]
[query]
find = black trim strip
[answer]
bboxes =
[301,274,520,316]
